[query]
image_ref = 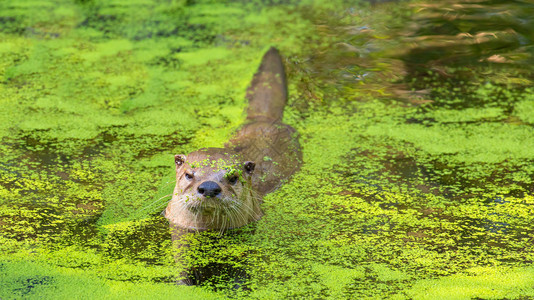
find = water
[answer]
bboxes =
[1,0,534,298]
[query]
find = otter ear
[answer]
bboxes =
[175,154,186,167]
[244,161,255,174]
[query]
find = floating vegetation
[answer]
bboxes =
[1,0,533,298]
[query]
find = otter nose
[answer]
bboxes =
[197,181,222,197]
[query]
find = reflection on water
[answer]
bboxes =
[401,0,534,113]
[405,0,534,68]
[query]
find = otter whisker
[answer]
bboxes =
[231,203,248,227]
[218,207,227,236]
[139,193,173,213]
[234,203,250,228]
[225,207,236,232]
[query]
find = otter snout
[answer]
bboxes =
[197,181,222,197]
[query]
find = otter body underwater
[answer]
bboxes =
[165,47,301,233]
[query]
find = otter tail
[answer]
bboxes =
[245,47,288,122]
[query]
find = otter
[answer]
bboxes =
[165,47,301,234]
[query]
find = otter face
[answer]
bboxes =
[165,148,262,231]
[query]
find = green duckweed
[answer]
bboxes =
[1,0,534,299]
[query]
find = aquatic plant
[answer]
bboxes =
[1,0,534,298]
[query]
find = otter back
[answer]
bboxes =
[228,47,300,195]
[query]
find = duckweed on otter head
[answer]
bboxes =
[1,0,534,299]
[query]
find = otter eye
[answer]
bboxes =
[185,173,194,180]
[228,175,238,185]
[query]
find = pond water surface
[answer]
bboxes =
[1,0,534,299]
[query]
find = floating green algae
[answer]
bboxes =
[0,259,217,300]
[1,0,534,299]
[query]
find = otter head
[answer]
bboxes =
[165,148,262,231]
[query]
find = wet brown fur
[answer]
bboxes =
[165,48,301,233]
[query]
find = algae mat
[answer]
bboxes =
[1,0,534,299]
